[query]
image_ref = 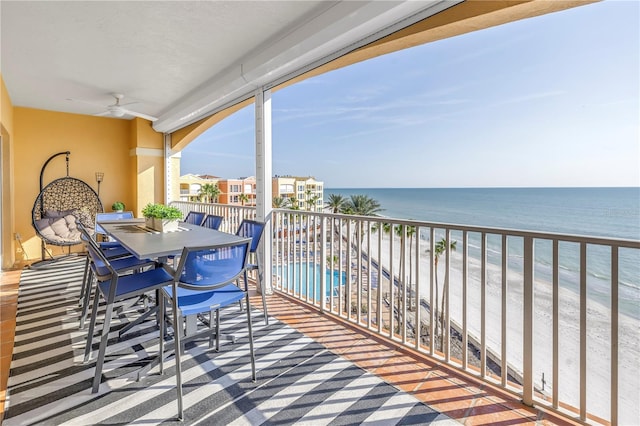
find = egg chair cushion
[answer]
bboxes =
[34,213,84,245]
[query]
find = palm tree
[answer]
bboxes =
[371,222,391,234]
[306,193,321,212]
[333,195,380,315]
[272,196,289,208]
[198,183,220,203]
[239,192,249,206]
[288,195,300,210]
[325,194,346,213]
[342,194,383,216]
[395,223,417,311]
[434,237,457,349]
[326,254,339,269]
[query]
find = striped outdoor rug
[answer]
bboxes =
[5,257,452,425]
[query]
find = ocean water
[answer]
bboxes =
[327,187,640,319]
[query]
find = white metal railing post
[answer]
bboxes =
[414,225,420,350]
[611,245,619,425]
[346,219,352,320]
[444,228,451,362]
[320,217,327,313]
[389,226,395,338]
[429,227,435,354]
[580,242,587,421]
[462,230,468,369]
[376,220,383,334]
[330,216,336,314]
[501,234,508,387]
[481,232,487,377]
[552,239,559,408]
[357,220,363,325]
[523,236,534,406]
[401,225,407,344]
[367,221,373,332]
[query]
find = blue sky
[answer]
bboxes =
[181,0,639,188]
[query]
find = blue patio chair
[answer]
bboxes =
[236,219,268,324]
[95,211,134,238]
[77,224,156,329]
[201,213,223,230]
[159,239,255,421]
[82,235,173,394]
[79,219,138,308]
[183,210,206,226]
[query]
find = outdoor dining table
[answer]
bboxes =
[97,218,247,263]
[97,217,249,344]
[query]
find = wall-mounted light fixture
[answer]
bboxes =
[95,172,104,197]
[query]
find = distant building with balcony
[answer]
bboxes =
[179,174,220,202]
[272,175,324,211]
[218,176,257,206]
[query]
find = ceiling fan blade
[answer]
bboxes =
[120,108,158,122]
[94,111,112,117]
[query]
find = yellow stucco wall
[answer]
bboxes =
[12,108,134,260]
[1,74,16,268]
[129,118,165,215]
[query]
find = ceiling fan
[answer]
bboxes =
[67,93,158,121]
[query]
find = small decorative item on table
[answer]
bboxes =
[141,203,183,232]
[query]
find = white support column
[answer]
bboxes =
[164,134,172,203]
[255,88,273,294]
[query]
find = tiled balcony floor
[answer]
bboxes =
[0,266,578,425]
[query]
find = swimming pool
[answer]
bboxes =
[274,262,346,302]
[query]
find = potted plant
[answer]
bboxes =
[112,201,125,212]
[142,203,183,232]
[157,204,183,232]
[142,203,161,229]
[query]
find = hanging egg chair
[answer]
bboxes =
[30,151,103,268]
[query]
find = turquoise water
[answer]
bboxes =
[275,263,347,302]
[327,187,640,319]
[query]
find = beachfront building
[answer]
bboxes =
[218,176,257,206]
[272,175,324,211]
[178,173,220,202]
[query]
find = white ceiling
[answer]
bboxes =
[1,1,456,133]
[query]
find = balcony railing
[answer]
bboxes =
[170,201,256,234]
[169,201,640,425]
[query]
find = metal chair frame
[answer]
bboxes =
[201,213,224,230]
[183,210,206,226]
[82,231,173,393]
[236,219,269,324]
[159,239,255,421]
[78,224,156,330]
